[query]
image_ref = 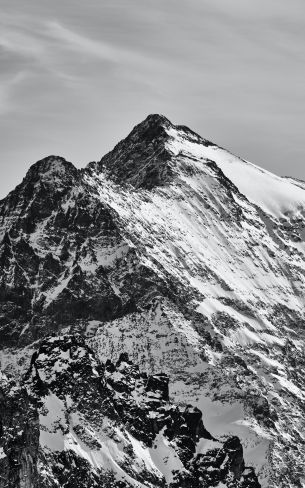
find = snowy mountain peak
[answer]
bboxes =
[125,113,173,144]
[88,115,215,189]
[24,155,78,186]
[138,113,172,128]
[1,115,305,487]
[87,115,174,189]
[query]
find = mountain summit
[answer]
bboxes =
[0,116,304,488]
[88,114,213,189]
[88,113,173,189]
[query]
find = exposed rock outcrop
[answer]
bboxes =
[1,335,260,487]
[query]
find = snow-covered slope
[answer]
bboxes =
[0,114,304,488]
[166,124,305,218]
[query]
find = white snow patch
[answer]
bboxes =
[149,430,185,482]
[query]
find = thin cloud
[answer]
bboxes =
[0,16,80,110]
[45,20,158,68]
[0,13,154,87]
[0,15,120,71]
[46,21,118,62]
[0,71,29,114]
[0,29,44,58]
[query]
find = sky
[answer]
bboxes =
[1,0,305,198]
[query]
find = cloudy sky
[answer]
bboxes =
[1,0,305,198]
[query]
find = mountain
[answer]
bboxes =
[0,114,304,488]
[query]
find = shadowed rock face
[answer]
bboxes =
[0,378,39,488]
[170,436,261,488]
[90,114,174,189]
[0,115,305,487]
[0,156,134,346]
[1,335,260,487]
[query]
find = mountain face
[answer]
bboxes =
[0,114,304,488]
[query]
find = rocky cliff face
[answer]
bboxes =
[0,373,39,488]
[0,115,304,487]
[1,334,260,488]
